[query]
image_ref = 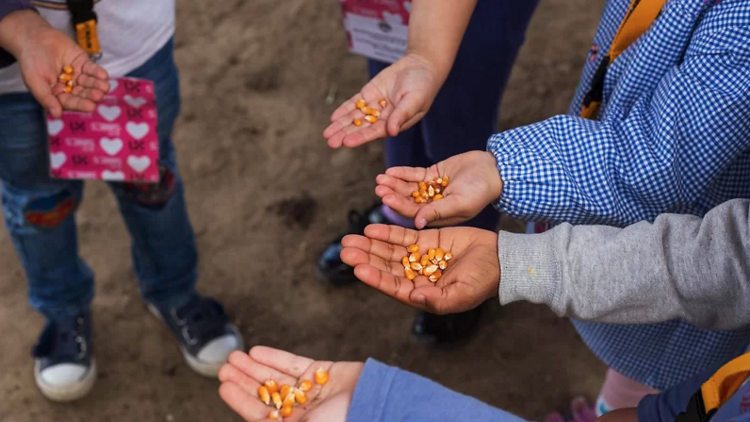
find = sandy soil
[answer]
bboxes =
[0,0,607,420]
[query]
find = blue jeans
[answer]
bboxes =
[0,39,197,319]
[370,0,540,232]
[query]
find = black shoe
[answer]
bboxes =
[316,204,388,286]
[411,307,483,346]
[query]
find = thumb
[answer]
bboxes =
[386,92,424,137]
[414,199,452,229]
[410,285,448,314]
[27,75,62,118]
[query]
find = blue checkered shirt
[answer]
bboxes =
[488,0,750,390]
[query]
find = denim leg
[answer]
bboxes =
[376,0,540,231]
[0,93,93,318]
[107,39,198,309]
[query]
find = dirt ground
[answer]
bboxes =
[0,0,607,420]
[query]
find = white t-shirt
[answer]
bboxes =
[0,0,175,95]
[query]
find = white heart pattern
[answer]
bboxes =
[102,170,126,181]
[403,1,411,13]
[127,155,151,173]
[50,152,67,169]
[126,122,149,140]
[47,120,64,136]
[108,79,118,94]
[382,11,403,25]
[98,105,121,122]
[100,137,123,156]
[124,95,148,108]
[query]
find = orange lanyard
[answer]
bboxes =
[580,0,667,119]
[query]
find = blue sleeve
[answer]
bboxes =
[346,358,531,422]
[487,25,750,226]
[0,0,35,68]
[637,360,727,422]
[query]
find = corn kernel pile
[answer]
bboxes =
[59,65,74,94]
[411,176,450,204]
[257,368,328,420]
[402,244,453,283]
[352,98,386,126]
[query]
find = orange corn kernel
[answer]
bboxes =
[281,406,293,417]
[64,85,73,94]
[441,176,450,187]
[364,115,378,124]
[294,388,308,405]
[433,194,443,201]
[407,244,419,253]
[427,249,436,260]
[63,65,74,75]
[258,386,271,405]
[279,384,291,399]
[418,182,427,191]
[435,248,445,261]
[411,190,420,198]
[401,256,410,268]
[66,80,74,87]
[272,392,282,409]
[361,106,373,115]
[439,260,447,270]
[355,99,366,109]
[408,252,419,263]
[264,380,279,395]
[444,252,453,261]
[299,379,313,392]
[379,99,387,107]
[405,268,416,280]
[282,392,296,408]
[423,265,438,277]
[353,118,363,127]
[420,255,430,267]
[428,185,435,197]
[415,196,426,204]
[428,270,442,283]
[268,410,280,420]
[314,367,329,385]
[371,110,381,117]
[410,262,423,272]
[59,73,72,83]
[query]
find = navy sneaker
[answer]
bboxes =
[148,295,243,377]
[33,311,97,402]
[316,204,387,286]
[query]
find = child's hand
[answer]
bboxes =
[324,53,441,149]
[1,11,110,118]
[341,224,500,314]
[375,151,503,229]
[219,347,364,422]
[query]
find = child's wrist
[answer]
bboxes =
[0,10,51,58]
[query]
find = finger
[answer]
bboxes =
[375,174,417,196]
[353,264,432,309]
[362,224,421,248]
[330,92,361,122]
[227,350,298,387]
[248,346,315,380]
[80,59,109,81]
[386,92,423,137]
[218,382,269,421]
[340,245,404,277]
[414,199,465,229]
[57,92,97,113]
[384,166,434,183]
[218,363,263,397]
[381,193,421,219]
[340,121,388,148]
[76,73,110,92]
[71,85,104,102]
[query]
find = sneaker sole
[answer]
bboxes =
[34,359,97,402]
[147,304,244,378]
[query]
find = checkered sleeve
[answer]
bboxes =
[488,26,750,226]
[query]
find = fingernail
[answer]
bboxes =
[414,295,426,305]
[417,219,427,229]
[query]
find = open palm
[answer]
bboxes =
[18,26,109,118]
[219,347,363,422]
[340,224,500,314]
[375,151,503,229]
[324,53,440,149]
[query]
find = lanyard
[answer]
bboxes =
[65,0,102,61]
[580,0,667,119]
[675,353,750,422]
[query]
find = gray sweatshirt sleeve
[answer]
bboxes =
[498,198,750,330]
